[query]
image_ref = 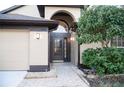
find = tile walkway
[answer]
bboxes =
[19,63,89,87]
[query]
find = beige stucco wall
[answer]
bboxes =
[8,5,41,18]
[29,28,48,66]
[0,27,49,70]
[0,29,29,70]
[45,6,81,22]
[71,32,78,65]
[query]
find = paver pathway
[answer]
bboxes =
[19,63,89,87]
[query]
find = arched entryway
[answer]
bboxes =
[50,10,78,64]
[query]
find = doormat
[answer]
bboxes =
[25,69,57,79]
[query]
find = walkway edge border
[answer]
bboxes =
[71,66,90,87]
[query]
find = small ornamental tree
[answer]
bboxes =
[77,5,124,47]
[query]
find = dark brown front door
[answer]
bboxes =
[53,38,63,60]
[50,33,71,62]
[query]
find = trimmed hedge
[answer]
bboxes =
[82,48,124,75]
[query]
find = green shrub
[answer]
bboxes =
[82,48,124,75]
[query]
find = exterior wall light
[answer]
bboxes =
[70,37,75,41]
[35,33,40,39]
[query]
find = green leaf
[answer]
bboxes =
[77,5,124,46]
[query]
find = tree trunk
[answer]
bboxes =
[101,40,109,48]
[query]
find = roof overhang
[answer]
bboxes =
[0,14,59,31]
[44,5,84,8]
[0,19,58,30]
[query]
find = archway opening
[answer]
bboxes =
[50,11,77,63]
[51,11,76,32]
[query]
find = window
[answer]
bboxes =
[111,36,124,47]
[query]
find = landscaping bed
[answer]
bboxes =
[82,69,124,87]
[77,5,124,87]
[81,47,124,87]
